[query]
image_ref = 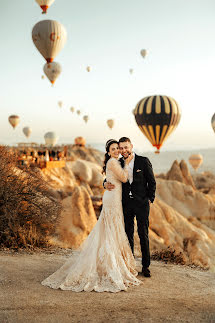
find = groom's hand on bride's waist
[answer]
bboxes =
[104,181,115,191]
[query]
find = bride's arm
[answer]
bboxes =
[107,158,128,183]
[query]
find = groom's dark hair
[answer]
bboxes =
[119,137,131,143]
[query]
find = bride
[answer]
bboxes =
[41,139,141,292]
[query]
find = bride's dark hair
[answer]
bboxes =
[102,139,119,174]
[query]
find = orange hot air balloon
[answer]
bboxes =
[134,95,181,153]
[35,0,55,14]
[8,115,20,129]
[107,119,114,129]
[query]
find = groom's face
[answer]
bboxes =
[119,141,133,159]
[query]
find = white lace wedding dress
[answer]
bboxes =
[41,157,141,292]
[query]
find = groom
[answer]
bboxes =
[104,137,156,277]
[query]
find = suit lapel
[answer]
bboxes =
[132,154,139,183]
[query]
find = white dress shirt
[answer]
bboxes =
[127,153,135,184]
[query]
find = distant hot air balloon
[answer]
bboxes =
[23,127,32,138]
[211,113,215,133]
[134,95,181,153]
[189,154,203,171]
[32,20,67,63]
[107,119,114,129]
[140,49,148,58]
[86,66,92,72]
[44,132,58,146]
[129,68,134,74]
[8,115,20,129]
[43,62,62,85]
[70,107,75,113]
[77,110,81,115]
[35,0,55,14]
[41,75,45,79]
[83,115,89,123]
[58,101,63,108]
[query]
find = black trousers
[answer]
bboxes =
[123,199,150,268]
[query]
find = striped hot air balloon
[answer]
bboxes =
[8,115,20,129]
[134,95,181,153]
[188,154,203,171]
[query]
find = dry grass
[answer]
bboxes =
[0,146,61,249]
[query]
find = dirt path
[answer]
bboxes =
[0,250,215,323]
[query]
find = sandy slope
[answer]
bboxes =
[0,251,215,323]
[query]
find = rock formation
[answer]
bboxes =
[166,160,196,189]
[56,186,97,248]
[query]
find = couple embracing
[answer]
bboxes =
[42,137,156,292]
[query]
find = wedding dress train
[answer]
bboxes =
[41,157,141,292]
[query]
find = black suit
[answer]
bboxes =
[119,154,156,268]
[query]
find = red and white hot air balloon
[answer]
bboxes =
[35,0,55,14]
[43,62,62,85]
[32,20,67,63]
[8,115,20,129]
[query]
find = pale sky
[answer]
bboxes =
[0,0,215,151]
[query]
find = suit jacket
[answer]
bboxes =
[119,154,156,206]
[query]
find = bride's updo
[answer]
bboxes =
[102,139,118,174]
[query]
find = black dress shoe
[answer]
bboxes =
[142,267,151,277]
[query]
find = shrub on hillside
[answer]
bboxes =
[0,146,61,249]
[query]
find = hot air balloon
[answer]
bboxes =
[134,95,181,153]
[140,49,148,58]
[8,115,20,129]
[70,107,75,113]
[129,68,134,74]
[107,119,114,129]
[41,75,45,79]
[83,115,89,123]
[211,113,215,133]
[188,154,203,171]
[43,62,62,85]
[86,66,92,72]
[77,110,81,115]
[35,0,55,14]
[44,132,58,146]
[23,127,32,138]
[58,101,63,108]
[32,20,67,63]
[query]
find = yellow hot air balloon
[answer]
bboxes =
[35,0,55,14]
[77,110,81,115]
[134,95,181,153]
[8,115,20,129]
[83,115,89,123]
[211,113,215,133]
[58,101,63,108]
[70,107,75,113]
[43,62,62,85]
[44,132,58,146]
[32,20,67,63]
[23,127,32,138]
[107,119,114,129]
[188,154,203,170]
[86,66,92,72]
[140,49,148,58]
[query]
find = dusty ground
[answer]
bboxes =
[0,250,215,323]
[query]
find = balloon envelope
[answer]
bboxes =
[140,49,148,58]
[129,68,134,74]
[44,132,58,146]
[58,101,63,108]
[8,115,20,129]
[134,95,181,153]
[70,107,75,113]
[35,0,55,14]
[23,127,32,138]
[32,20,67,63]
[86,66,92,72]
[189,154,203,170]
[77,110,81,115]
[211,113,215,133]
[83,115,89,123]
[44,61,62,85]
[107,119,114,129]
